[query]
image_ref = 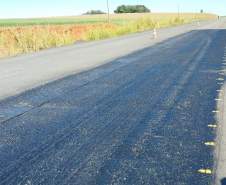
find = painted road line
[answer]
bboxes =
[212,111,219,113]
[215,99,221,101]
[219,73,225,75]
[198,169,212,174]
[208,125,217,127]
[221,70,226,72]
[217,78,224,80]
[217,90,223,92]
[205,142,215,146]
[218,83,224,85]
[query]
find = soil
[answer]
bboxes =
[0,23,120,40]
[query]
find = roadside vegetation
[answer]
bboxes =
[0,13,217,58]
[84,17,186,40]
[0,26,76,58]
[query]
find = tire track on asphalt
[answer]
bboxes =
[0,30,215,184]
[84,31,214,185]
[0,31,196,124]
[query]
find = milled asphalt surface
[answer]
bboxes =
[0,19,226,184]
[0,19,224,100]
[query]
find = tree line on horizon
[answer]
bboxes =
[82,5,150,15]
[82,6,212,15]
[82,10,106,15]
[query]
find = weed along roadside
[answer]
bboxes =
[0,15,216,58]
[0,23,118,58]
[84,17,187,41]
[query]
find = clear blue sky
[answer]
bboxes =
[0,0,225,19]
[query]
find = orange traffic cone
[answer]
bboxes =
[153,29,157,39]
[197,22,200,27]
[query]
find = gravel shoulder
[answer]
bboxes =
[215,76,226,185]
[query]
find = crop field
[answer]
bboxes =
[0,13,216,27]
[0,13,217,58]
[58,13,216,20]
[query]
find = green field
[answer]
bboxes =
[0,18,133,27]
[0,13,217,27]
[0,17,212,27]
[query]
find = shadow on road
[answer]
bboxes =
[221,178,226,185]
[0,29,226,184]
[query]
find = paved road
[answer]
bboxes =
[0,19,224,100]
[0,19,226,184]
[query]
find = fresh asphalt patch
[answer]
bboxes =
[0,29,226,184]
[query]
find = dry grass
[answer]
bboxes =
[0,26,75,58]
[0,13,217,58]
[83,17,187,41]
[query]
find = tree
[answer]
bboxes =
[114,5,150,13]
[82,10,107,15]
[200,9,203,13]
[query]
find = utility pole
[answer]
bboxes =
[178,6,179,17]
[107,0,110,23]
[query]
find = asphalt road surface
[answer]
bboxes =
[0,19,226,184]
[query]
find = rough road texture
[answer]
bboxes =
[215,47,226,185]
[0,20,222,100]
[0,19,226,184]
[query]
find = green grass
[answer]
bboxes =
[84,17,188,41]
[0,18,106,27]
[0,17,207,27]
[0,18,133,27]
[109,19,132,26]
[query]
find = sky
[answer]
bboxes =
[0,0,225,19]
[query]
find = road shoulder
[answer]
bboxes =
[215,82,226,184]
